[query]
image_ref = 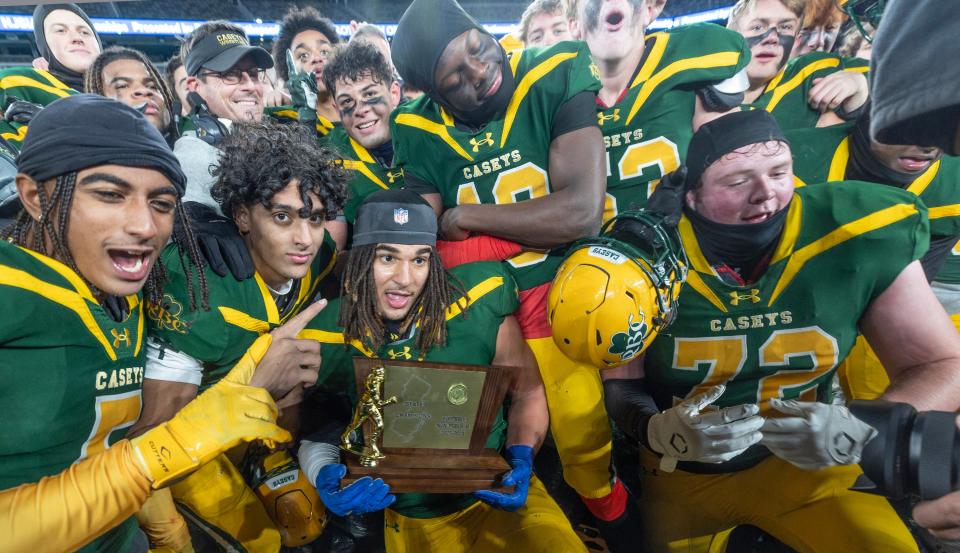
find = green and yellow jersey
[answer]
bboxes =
[0,67,76,150]
[643,184,927,470]
[0,242,145,552]
[789,122,960,238]
[935,242,960,285]
[327,126,403,224]
[391,40,600,290]
[303,262,518,518]
[600,23,749,222]
[746,52,869,131]
[147,233,337,391]
[264,105,339,137]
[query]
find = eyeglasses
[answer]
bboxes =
[199,67,266,85]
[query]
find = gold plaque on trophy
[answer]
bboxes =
[341,357,513,493]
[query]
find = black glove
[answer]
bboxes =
[4,99,42,124]
[646,167,687,229]
[181,201,254,280]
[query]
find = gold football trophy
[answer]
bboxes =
[340,358,514,493]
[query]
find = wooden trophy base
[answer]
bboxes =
[343,450,511,493]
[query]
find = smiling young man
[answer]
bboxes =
[174,21,274,207]
[0,94,295,553]
[728,0,870,130]
[130,119,345,552]
[388,0,633,541]
[0,4,100,151]
[85,47,175,140]
[298,189,584,553]
[320,41,403,250]
[591,110,960,552]
[269,6,342,136]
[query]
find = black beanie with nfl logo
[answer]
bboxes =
[352,189,438,247]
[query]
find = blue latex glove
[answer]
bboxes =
[314,463,396,516]
[473,445,533,512]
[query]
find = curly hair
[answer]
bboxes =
[210,119,348,221]
[322,41,395,97]
[273,6,340,83]
[84,46,175,134]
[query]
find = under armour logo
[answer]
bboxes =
[387,347,412,360]
[111,328,131,348]
[597,109,620,125]
[729,289,761,306]
[386,170,403,184]
[469,132,494,152]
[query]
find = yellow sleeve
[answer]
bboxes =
[1,440,151,552]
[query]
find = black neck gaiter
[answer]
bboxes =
[369,139,395,168]
[847,115,920,188]
[685,203,790,278]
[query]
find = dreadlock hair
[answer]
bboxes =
[322,41,395,97]
[0,172,208,310]
[273,6,340,83]
[84,46,176,136]
[339,243,468,354]
[210,118,347,223]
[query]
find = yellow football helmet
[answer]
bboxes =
[548,210,687,369]
[244,448,327,547]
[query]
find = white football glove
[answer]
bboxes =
[761,399,878,470]
[647,385,765,472]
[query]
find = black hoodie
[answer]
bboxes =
[32,3,102,91]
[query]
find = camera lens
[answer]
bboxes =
[850,400,960,500]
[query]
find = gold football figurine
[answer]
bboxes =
[341,366,398,467]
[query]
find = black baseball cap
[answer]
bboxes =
[185,30,274,76]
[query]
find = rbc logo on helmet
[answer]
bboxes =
[607,312,650,362]
[394,208,409,225]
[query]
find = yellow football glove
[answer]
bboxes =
[222,333,273,386]
[137,488,194,552]
[130,379,292,489]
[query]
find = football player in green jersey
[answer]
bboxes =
[567,110,960,552]
[0,4,94,152]
[267,5,342,137]
[298,189,585,553]
[789,113,960,401]
[132,119,345,552]
[390,0,633,541]
[84,47,176,139]
[727,0,870,129]
[321,40,404,250]
[0,95,292,552]
[565,0,750,223]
